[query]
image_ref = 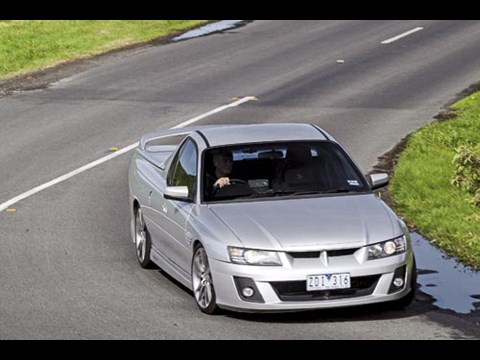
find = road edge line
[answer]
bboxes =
[0,96,256,212]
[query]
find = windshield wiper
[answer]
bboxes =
[281,189,358,196]
[247,190,298,199]
[319,188,354,194]
[247,188,355,199]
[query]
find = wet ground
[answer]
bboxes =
[173,20,249,41]
[413,232,480,314]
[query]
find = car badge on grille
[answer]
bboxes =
[320,251,329,267]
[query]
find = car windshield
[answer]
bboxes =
[203,141,370,202]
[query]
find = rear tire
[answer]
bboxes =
[134,207,155,269]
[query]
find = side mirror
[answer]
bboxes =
[164,186,190,202]
[369,173,389,191]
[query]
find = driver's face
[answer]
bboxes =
[214,154,233,174]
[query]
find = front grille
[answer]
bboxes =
[287,248,358,259]
[328,248,357,257]
[270,275,380,302]
[289,252,321,259]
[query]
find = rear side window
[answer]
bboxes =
[168,138,198,200]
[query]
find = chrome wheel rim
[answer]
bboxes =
[135,209,147,263]
[192,248,213,309]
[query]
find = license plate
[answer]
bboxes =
[307,273,351,291]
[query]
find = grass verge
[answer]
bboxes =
[0,20,208,80]
[390,90,480,269]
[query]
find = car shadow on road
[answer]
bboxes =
[224,294,435,324]
[157,267,436,324]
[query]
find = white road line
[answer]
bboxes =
[381,27,424,44]
[0,143,139,213]
[171,96,256,129]
[0,96,256,212]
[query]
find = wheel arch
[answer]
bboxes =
[130,197,141,243]
[133,197,140,211]
[192,239,203,252]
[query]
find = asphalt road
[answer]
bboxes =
[1,20,480,339]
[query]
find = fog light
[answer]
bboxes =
[234,277,264,303]
[242,287,255,298]
[389,265,407,294]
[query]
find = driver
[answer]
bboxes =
[212,150,233,189]
[205,149,252,200]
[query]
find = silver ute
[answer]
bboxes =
[129,124,416,314]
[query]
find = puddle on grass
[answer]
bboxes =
[173,20,248,42]
[412,232,480,314]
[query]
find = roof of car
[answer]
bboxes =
[198,123,330,147]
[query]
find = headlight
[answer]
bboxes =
[367,236,407,260]
[228,247,282,266]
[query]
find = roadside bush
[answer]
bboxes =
[391,90,480,268]
[452,145,480,207]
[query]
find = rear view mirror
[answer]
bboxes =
[370,173,389,191]
[258,150,284,159]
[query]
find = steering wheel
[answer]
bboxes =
[229,178,248,185]
[212,178,249,196]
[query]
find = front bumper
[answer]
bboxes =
[210,250,415,312]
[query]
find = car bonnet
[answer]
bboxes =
[208,194,402,251]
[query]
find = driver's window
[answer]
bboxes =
[167,138,198,201]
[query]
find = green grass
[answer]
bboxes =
[390,91,480,269]
[0,20,208,79]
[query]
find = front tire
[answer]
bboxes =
[134,207,155,269]
[191,244,219,315]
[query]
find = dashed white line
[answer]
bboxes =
[0,96,256,212]
[381,27,424,44]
